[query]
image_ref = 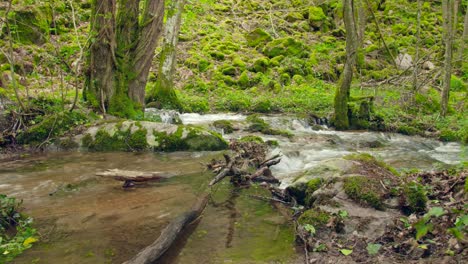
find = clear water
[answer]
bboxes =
[2,113,465,263]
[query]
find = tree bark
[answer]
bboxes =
[85,0,165,117]
[456,3,468,67]
[147,0,184,109]
[84,0,116,113]
[441,0,455,117]
[129,0,165,106]
[334,0,358,130]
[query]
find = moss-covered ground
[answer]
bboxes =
[0,0,466,147]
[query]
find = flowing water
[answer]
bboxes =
[1,113,465,263]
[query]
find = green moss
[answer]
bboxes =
[263,37,308,58]
[81,134,93,148]
[17,112,88,145]
[343,176,384,210]
[308,6,327,22]
[285,12,304,22]
[238,71,250,88]
[439,129,458,142]
[239,135,264,144]
[401,182,427,214]
[128,128,149,151]
[58,137,79,150]
[344,153,399,176]
[213,120,234,134]
[298,209,331,227]
[245,28,272,47]
[221,65,237,76]
[246,115,292,137]
[185,127,228,151]
[397,125,419,136]
[108,92,141,119]
[266,140,279,147]
[153,126,187,151]
[305,178,324,206]
[252,58,270,73]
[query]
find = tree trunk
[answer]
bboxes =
[441,0,455,117]
[129,0,165,106]
[84,0,116,113]
[334,0,358,130]
[85,0,165,117]
[456,3,468,67]
[147,0,184,109]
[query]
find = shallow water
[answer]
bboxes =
[2,113,465,263]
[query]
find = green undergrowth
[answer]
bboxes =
[0,194,38,262]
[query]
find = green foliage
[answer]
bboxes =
[366,243,382,256]
[0,195,37,262]
[450,75,467,92]
[340,249,353,256]
[343,176,384,210]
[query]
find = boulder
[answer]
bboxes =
[395,53,413,70]
[422,61,435,70]
[62,121,228,152]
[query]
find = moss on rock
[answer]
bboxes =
[245,28,272,48]
[298,208,331,227]
[213,120,234,134]
[263,37,308,58]
[343,176,384,210]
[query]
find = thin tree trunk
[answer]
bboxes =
[334,0,358,130]
[413,0,421,91]
[148,0,184,109]
[456,3,468,67]
[441,0,454,117]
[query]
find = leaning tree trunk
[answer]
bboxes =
[84,0,116,113]
[441,0,455,117]
[334,0,358,130]
[85,0,164,118]
[147,0,185,109]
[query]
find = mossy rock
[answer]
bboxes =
[246,115,292,137]
[286,182,307,205]
[252,58,270,73]
[285,12,304,22]
[238,71,250,89]
[184,127,228,151]
[10,9,48,44]
[239,135,264,144]
[298,208,331,227]
[400,182,427,215]
[308,6,327,29]
[78,121,228,152]
[245,28,272,48]
[263,37,308,58]
[213,120,234,134]
[343,176,384,210]
[344,153,399,176]
[305,178,324,206]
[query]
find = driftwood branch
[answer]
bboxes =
[123,194,209,264]
[96,169,169,188]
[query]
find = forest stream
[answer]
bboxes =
[1,113,463,264]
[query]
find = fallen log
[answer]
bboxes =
[122,194,209,264]
[96,169,168,188]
